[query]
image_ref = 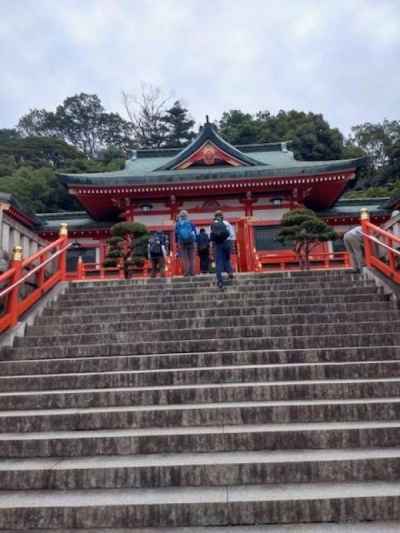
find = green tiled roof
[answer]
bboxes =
[36,212,112,231]
[59,154,365,187]
[58,124,366,187]
[319,198,391,217]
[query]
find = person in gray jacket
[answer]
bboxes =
[343,226,364,273]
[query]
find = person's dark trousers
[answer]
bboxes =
[180,243,195,276]
[215,240,233,286]
[199,251,210,273]
[150,256,165,277]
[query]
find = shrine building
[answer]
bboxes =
[24,121,398,274]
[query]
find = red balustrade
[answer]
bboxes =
[361,209,400,284]
[0,225,70,334]
[255,250,350,271]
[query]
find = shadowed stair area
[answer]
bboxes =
[1,271,400,530]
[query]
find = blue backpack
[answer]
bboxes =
[177,220,195,245]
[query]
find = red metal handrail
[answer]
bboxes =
[361,210,400,284]
[0,227,69,334]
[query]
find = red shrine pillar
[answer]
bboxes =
[240,192,254,217]
[167,195,181,221]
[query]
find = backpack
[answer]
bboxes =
[197,232,209,252]
[211,220,230,244]
[149,235,163,258]
[177,220,195,245]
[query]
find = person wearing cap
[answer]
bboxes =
[175,210,198,277]
[210,210,235,289]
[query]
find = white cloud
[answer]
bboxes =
[0,0,399,135]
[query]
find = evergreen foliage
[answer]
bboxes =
[347,120,400,190]
[220,109,346,161]
[278,208,337,269]
[0,128,125,212]
[104,222,150,277]
[162,101,196,147]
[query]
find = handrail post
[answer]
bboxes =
[58,223,68,281]
[8,246,23,327]
[77,257,84,280]
[387,236,396,276]
[36,251,46,293]
[360,208,373,268]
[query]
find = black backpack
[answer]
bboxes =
[149,236,163,258]
[211,221,230,244]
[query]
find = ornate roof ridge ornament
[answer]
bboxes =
[155,119,263,171]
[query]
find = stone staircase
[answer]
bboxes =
[1,271,400,530]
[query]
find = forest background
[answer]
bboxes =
[1,87,399,214]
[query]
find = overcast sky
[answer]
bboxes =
[1,0,399,136]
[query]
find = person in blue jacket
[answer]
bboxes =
[175,210,197,276]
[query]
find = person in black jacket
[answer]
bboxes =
[197,228,210,273]
[210,210,235,289]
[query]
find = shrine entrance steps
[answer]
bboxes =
[1,271,400,530]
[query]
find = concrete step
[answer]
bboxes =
[7,332,400,361]
[68,271,361,290]
[43,293,389,316]
[2,377,400,410]
[2,360,400,392]
[15,523,400,533]
[2,397,400,433]
[16,321,400,348]
[35,301,396,326]
[1,269,398,530]
[26,312,398,338]
[61,280,376,301]
[2,420,400,458]
[1,448,400,490]
[54,286,379,308]
[2,346,400,376]
[0,481,400,528]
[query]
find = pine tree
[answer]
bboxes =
[278,208,337,270]
[162,101,195,148]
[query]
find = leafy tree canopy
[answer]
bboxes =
[18,93,134,158]
[348,120,400,190]
[0,134,125,213]
[0,135,83,169]
[219,110,260,145]
[220,109,347,161]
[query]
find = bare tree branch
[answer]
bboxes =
[122,83,172,148]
